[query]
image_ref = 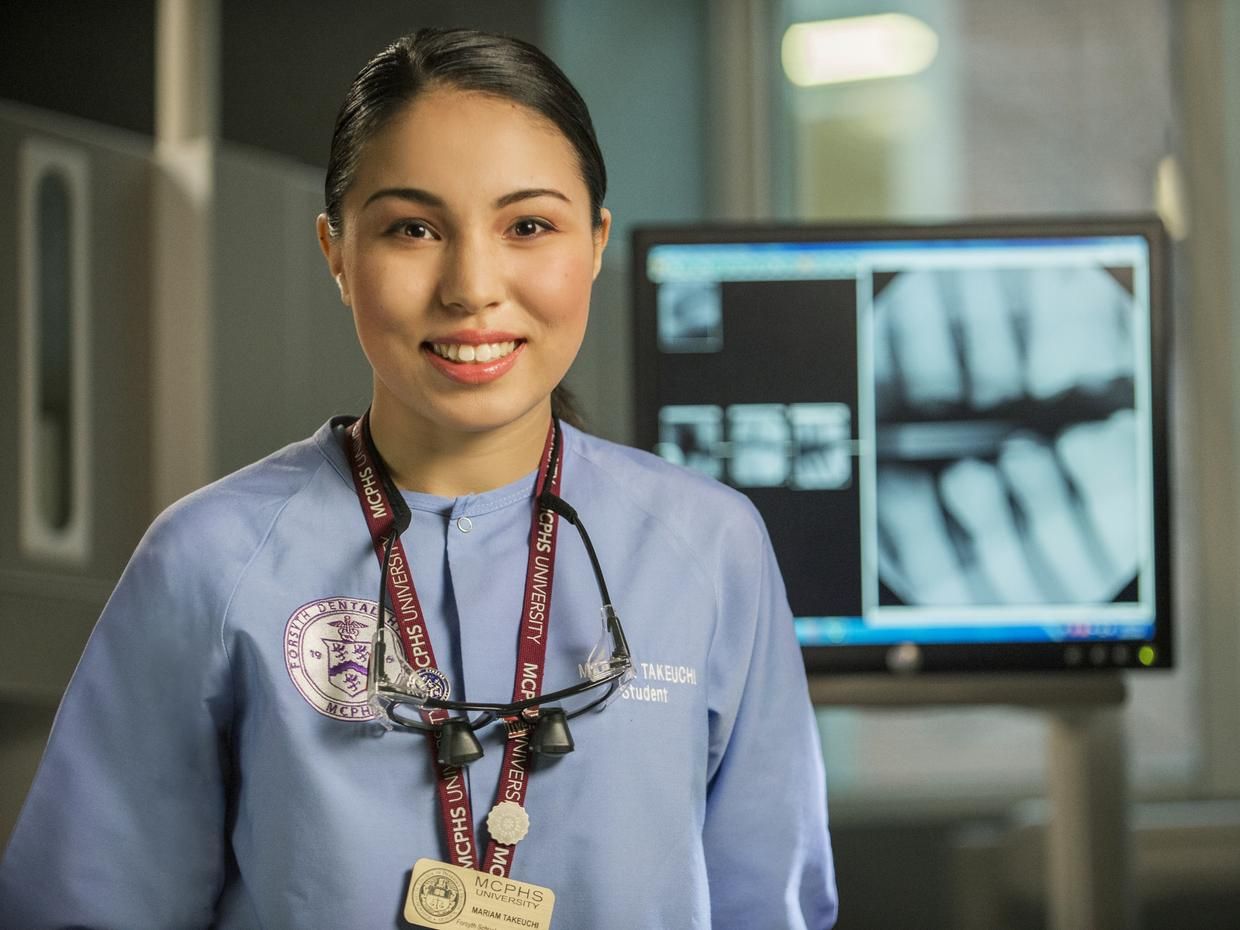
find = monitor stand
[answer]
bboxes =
[809,672,1134,930]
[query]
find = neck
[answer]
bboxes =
[368,392,554,498]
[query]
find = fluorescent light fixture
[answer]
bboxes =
[782,13,939,87]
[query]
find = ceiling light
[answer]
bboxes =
[782,13,939,87]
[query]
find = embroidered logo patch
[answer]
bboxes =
[284,597,415,721]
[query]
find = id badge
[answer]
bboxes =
[404,858,556,930]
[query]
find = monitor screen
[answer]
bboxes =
[631,217,1171,674]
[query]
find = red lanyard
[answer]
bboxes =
[344,413,562,876]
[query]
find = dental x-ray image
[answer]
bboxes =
[659,403,855,491]
[657,280,724,352]
[873,265,1141,608]
[728,404,790,486]
[656,405,724,479]
[789,403,853,490]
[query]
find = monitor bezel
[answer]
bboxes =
[630,215,1173,674]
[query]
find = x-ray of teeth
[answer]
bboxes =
[658,403,855,490]
[877,414,1139,606]
[728,405,791,487]
[874,266,1134,415]
[873,264,1140,608]
[657,405,724,478]
[657,280,724,352]
[789,403,853,490]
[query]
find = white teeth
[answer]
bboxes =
[430,340,517,363]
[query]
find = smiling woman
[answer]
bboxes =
[318,84,610,494]
[0,28,837,930]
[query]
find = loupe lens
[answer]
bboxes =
[530,706,575,755]
[437,718,484,767]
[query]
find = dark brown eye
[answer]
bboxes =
[512,218,550,238]
[400,221,433,239]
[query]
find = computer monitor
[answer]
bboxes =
[631,217,1171,674]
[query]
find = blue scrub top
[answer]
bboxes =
[0,420,838,929]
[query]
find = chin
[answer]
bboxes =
[423,393,553,437]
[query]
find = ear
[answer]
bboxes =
[591,208,612,281]
[316,213,351,306]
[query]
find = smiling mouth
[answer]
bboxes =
[427,340,522,363]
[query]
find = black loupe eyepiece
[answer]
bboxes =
[530,706,575,756]
[437,718,484,767]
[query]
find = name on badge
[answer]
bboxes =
[405,858,556,930]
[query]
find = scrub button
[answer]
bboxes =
[456,516,474,534]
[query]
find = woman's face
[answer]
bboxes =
[319,87,610,439]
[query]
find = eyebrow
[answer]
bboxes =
[495,187,571,208]
[362,186,572,211]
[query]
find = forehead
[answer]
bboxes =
[348,88,585,202]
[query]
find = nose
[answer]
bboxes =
[437,232,504,314]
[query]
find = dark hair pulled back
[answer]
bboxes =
[323,27,607,238]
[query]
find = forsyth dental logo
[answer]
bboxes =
[284,597,412,721]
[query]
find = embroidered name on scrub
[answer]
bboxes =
[582,661,698,704]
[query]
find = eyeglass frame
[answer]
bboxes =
[363,423,634,736]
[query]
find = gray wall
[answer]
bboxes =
[217,0,549,169]
[211,145,371,475]
[0,0,546,168]
[0,1,156,138]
